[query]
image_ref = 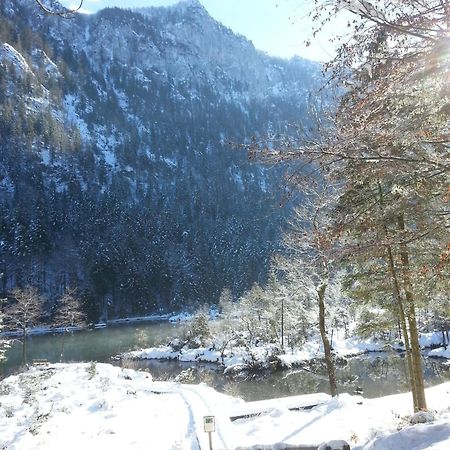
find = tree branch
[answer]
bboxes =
[34,0,83,18]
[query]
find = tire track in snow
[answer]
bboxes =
[144,388,202,449]
[174,385,232,450]
[175,389,202,450]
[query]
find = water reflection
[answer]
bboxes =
[119,351,450,402]
[0,322,178,378]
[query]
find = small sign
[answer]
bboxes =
[203,416,215,433]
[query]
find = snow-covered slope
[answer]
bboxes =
[0,0,321,317]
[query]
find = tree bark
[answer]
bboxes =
[377,182,417,409]
[318,283,338,397]
[386,242,418,409]
[22,328,27,365]
[397,214,427,411]
[60,329,66,362]
[281,297,284,351]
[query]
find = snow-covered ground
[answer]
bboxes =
[0,363,238,450]
[0,363,449,449]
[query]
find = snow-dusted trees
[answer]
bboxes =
[5,287,43,337]
[53,288,86,361]
[238,283,277,345]
[277,180,342,397]
[53,288,85,329]
[216,281,312,355]
[315,0,449,413]
[182,311,211,348]
[3,286,43,363]
[244,0,449,411]
[0,299,11,363]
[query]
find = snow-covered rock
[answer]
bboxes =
[0,42,32,76]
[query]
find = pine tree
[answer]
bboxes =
[264,0,450,412]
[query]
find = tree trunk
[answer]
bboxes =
[377,182,417,410]
[281,297,284,351]
[386,243,418,409]
[60,329,66,362]
[22,328,27,365]
[317,283,338,397]
[397,214,427,411]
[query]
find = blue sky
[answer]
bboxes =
[62,0,343,61]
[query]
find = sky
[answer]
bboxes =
[62,0,345,62]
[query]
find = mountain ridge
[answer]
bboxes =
[0,0,321,320]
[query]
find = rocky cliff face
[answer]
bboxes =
[0,0,321,319]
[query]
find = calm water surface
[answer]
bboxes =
[2,321,449,401]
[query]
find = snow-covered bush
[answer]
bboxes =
[410,410,435,425]
[175,312,211,349]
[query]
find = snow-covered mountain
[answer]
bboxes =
[0,0,322,319]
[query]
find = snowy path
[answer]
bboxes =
[153,384,236,450]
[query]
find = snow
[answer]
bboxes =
[0,363,239,450]
[0,43,31,76]
[114,88,129,110]
[234,387,450,450]
[123,327,450,374]
[168,309,219,323]
[103,150,117,167]
[41,149,51,166]
[362,421,450,450]
[230,392,330,420]
[125,335,386,372]
[162,156,178,168]
[429,347,450,359]
[31,48,60,78]
[419,332,447,348]
[1,363,450,450]
[169,311,194,322]
[63,94,91,141]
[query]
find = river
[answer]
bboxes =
[2,321,449,401]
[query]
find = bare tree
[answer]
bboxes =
[4,287,43,363]
[278,179,341,397]
[0,298,11,363]
[53,288,86,361]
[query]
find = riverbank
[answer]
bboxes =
[123,331,450,376]
[0,313,180,338]
[124,336,386,374]
[0,362,449,449]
